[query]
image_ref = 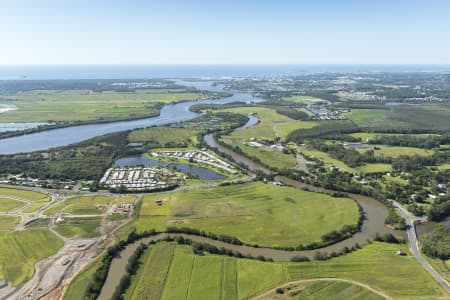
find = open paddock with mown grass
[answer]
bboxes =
[0,228,63,286]
[118,241,447,300]
[357,145,433,158]
[0,186,50,213]
[356,163,393,174]
[136,182,360,248]
[0,215,21,231]
[216,106,318,141]
[0,197,24,212]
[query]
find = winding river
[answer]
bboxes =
[97,86,404,299]
[0,80,262,155]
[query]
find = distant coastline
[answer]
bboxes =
[1,64,450,80]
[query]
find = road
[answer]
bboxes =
[392,200,450,293]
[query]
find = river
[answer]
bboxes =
[98,104,404,299]
[0,80,262,155]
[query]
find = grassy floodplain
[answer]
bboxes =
[129,127,199,146]
[121,242,447,300]
[0,89,204,122]
[281,95,327,104]
[260,280,384,300]
[0,197,24,212]
[44,195,135,215]
[0,186,50,213]
[215,107,317,169]
[0,228,63,286]
[136,182,359,248]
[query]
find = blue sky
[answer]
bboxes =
[1,0,450,64]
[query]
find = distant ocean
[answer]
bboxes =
[0,64,449,80]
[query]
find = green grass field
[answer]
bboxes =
[129,127,199,146]
[127,242,175,300]
[0,197,24,212]
[137,182,359,247]
[0,89,204,122]
[261,281,384,300]
[0,186,51,213]
[123,241,445,300]
[358,146,433,158]
[297,146,357,173]
[281,95,327,104]
[44,195,135,216]
[347,105,450,131]
[0,228,63,286]
[0,215,21,231]
[217,107,318,141]
[54,217,102,238]
[126,243,286,300]
[285,242,446,300]
[220,139,298,170]
[346,109,388,127]
[356,163,393,174]
[63,255,103,300]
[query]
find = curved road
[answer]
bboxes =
[392,200,450,292]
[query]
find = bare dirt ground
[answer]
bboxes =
[0,238,102,300]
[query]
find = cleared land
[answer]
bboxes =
[122,242,447,300]
[0,197,24,212]
[126,243,286,300]
[281,95,327,104]
[346,109,388,127]
[0,215,21,231]
[356,163,393,174]
[44,195,135,215]
[358,146,433,158]
[137,182,359,247]
[0,89,204,122]
[346,105,450,131]
[285,242,447,300]
[0,228,63,286]
[0,186,51,213]
[54,217,102,238]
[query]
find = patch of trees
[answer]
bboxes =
[391,155,436,172]
[111,243,148,300]
[0,131,130,181]
[287,122,359,143]
[421,225,450,260]
[374,232,403,244]
[166,227,244,245]
[428,196,450,222]
[189,102,248,113]
[384,209,406,230]
[367,134,450,149]
[309,141,389,167]
[275,108,310,120]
